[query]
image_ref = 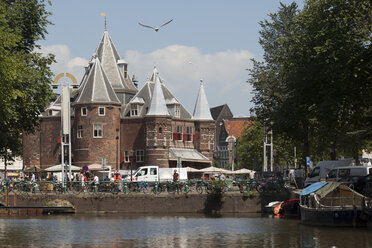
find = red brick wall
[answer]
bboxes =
[73,105,121,169]
[195,120,215,161]
[22,117,62,169]
[121,118,146,169]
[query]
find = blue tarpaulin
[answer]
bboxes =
[300,182,327,196]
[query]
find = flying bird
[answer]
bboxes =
[138,19,173,32]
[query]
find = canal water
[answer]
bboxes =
[0,214,371,248]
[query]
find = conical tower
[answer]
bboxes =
[72,57,122,169]
[192,81,215,161]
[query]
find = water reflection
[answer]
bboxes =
[0,214,371,247]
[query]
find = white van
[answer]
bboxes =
[304,159,354,186]
[327,166,372,182]
[125,166,188,182]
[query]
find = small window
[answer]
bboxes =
[328,169,337,179]
[136,150,144,162]
[77,125,83,139]
[309,167,320,178]
[186,126,193,135]
[140,168,147,176]
[150,168,157,175]
[124,151,130,162]
[339,169,350,178]
[159,127,162,134]
[48,110,53,116]
[93,124,103,138]
[131,104,138,116]
[175,104,180,117]
[98,107,105,116]
[81,107,87,116]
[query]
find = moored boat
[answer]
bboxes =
[300,182,372,227]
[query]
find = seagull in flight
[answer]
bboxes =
[139,19,173,32]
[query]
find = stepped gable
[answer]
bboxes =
[95,31,137,93]
[122,68,192,118]
[193,81,213,120]
[74,57,121,105]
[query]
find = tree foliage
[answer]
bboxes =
[0,0,54,163]
[248,0,372,165]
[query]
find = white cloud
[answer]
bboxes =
[125,45,255,115]
[37,44,88,85]
[37,44,255,116]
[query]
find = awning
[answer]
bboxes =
[169,148,211,163]
[44,164,82,172]
[88,164,110,171]
[300,182,327,196]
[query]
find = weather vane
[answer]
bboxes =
[100,12,107,31]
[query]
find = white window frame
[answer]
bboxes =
[136,150,144,162]
[174,104,180,117]
[130,104,138,116]
[124,151,130,162]
[176,125,183,141]
[81,107,87,116]
[93,124,103,138]
[98,107,105,116]
[77,125,83,139]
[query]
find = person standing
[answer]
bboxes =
[173,169,179,182]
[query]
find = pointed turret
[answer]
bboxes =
[95,31,137,93]
[193,80,213,120]
[146,69,169,116]
[74,57,121,105]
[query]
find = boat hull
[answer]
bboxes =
[300,206,370,227]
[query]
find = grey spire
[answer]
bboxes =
[95,31,137,92]
[146,69,169,116]
[193,80,213,120]
[75,57,121,105]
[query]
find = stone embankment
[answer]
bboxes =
[2,190,294,214]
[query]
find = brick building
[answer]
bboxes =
[23,30,215,171]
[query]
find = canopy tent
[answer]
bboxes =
[44,164,81,172]
[199,166,233,174]
[231,168,254,174]
[184,167,202,172]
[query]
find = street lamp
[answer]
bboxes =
[115,128,119,170]
[53,73,78,182]
[226,136,236,171]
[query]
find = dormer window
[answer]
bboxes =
[81,107,87,116]
[98,107,105,116]
[124,64,128,79]
[130,104,138,116]
[174,104,180,118]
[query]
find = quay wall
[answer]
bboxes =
[3,192,292,214]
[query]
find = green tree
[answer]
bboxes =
[248,0,372,165]
[237,121,296,171]
[0,0,55,171]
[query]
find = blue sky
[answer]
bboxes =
[40,0,302,116]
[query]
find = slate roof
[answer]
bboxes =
[74,58,121,105]
[223,119,253,139]
[122,68,192,119]
[193,82,213,120]
[95,31,137,93]
[146,72,169,116]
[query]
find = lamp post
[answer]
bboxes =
[129,150,134,181]
[115,128,119,170]
[226,136,236,172]
[53,73,78,182]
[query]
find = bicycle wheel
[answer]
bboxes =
[196,183,203,194]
